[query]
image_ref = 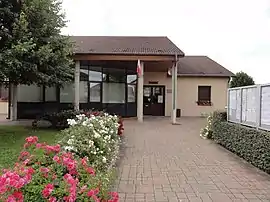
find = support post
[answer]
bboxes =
[74,60,80,111]
[256,84,262,129]
[171,62,178,124]
[10,84,18,121]
[137,61,144,122]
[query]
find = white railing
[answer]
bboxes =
[227,84,270,131]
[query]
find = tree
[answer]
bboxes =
[0,0,74,119]
[230,71,255,88]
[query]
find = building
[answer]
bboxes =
[13,36,234,122]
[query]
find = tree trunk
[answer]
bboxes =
[10,84,18,121]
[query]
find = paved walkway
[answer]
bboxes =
[114,118,270,202]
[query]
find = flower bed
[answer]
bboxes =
[0,112,123,201]
[58,113,122,172]
[0,137,118,201]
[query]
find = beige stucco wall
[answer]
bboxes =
[144,72,229,117]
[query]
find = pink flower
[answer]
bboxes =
[25,136,38,144]
[45,144,61,154]
[86,167,95,176]
[49,197,57,202]
[53,155,61,164]
[40,167,50,177]
[42,184,54,198]
[18,151,30,160]
[81,157,88,167]
[6,195,16,202]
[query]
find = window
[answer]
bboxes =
[103,83,125,103]
[197,86,211,106]
[45,87,57,102]
[60,84,74,103]
[90,83,101,102]
[79,81,88,103]
[103,67,126,82]
[127,85,136,102]
[89,66,102,81]
[18,85,43,102]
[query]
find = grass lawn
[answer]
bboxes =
[0,125,58,169]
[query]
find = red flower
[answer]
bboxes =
[81,157,88,167]
[18,151,30,161]
[12,191,23,201]
[42,184,54,198]
[25,136,38,144]
[86,167,95,176]
[53,155,61,164]
[45,144,61,154]
[49,197,57,202]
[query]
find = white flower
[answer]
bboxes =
[89,140,94,147]
[64,146,76,151]
[67,138,74,145]
[82,121,87,126]
[93,131,101,138]
[67,119,77,126]
[100,151,103,154]
[102,157,107,163]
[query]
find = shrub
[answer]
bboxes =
[0,136,119,202]
[212,111,270,174]
[32,109,82,129]
[58,113,121,172]
[200,113,214,139]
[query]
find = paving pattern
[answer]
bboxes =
[114,117,270,202]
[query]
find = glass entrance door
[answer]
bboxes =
[143,85,165,116]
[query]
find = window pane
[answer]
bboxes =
[60,84,74,103]
[80,65,89,81]
[80,81,88,103]
[127,74,137,84]
[103,83,125,103]
[18,85,43,102]
[198,86,211,101]
[128,85,136,102]
[90,83,101,102]
[45,87,56,101]
[103,67,126,82]
[89,66,102,81]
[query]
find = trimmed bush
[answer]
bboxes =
[212,111,270,174]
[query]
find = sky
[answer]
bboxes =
[61,0,270,84]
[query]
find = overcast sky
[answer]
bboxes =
[61,0,270,84]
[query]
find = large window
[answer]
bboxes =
[60,84,74,103]
[197,86,211,106]
[103,83,125,103]
[78,61,137,104]
[18,85,43,102]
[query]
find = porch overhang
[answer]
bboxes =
[73,54,182,62]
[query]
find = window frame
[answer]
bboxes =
[197,86,212,106]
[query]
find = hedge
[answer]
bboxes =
[212,111,270,174]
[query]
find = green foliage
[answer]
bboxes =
[32,109,82,129]
[212,111,270,174]
[0,126,57,169]
[230,71,255,88]
[0,0,74,86]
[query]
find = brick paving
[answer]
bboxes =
[114,117,270,202]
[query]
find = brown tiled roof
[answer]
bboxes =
[70,36,184,56]
[177,56,234,77]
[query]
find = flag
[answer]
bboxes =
[137,59,141,77]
